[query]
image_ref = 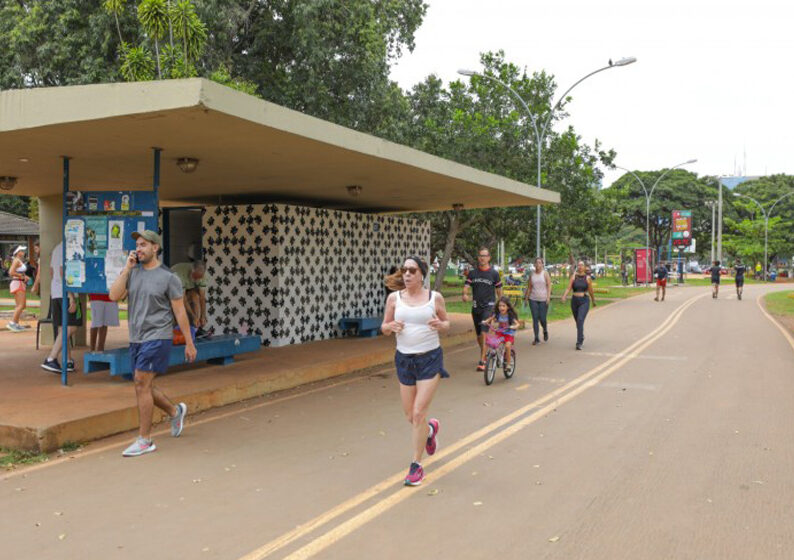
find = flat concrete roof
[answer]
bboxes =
[0,78,559,212]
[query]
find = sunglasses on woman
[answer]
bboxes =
[401,266,420,275]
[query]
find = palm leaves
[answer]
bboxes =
[111,0,207,82]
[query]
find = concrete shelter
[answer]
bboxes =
[0,78,559,347]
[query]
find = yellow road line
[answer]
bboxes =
[238,293,705,560]
[277,293,704,560]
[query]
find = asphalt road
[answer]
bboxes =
[2,283,793,560]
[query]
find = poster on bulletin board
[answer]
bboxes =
[63,190,158,294]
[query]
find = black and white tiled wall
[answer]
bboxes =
[203,204,430,347]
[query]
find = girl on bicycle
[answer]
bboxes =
[482,296,520,368]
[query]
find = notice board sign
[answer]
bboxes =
[671,209,692,247]
[634,248,655,284]
[64,190,158,294]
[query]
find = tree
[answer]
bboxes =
[606,170,720,261]
[0,194,32,218]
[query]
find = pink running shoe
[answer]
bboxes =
[404,462,424,486]
[426,418,440,456]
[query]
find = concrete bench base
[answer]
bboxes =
[338,317,382,338]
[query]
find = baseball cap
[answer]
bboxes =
[131,230,162,246]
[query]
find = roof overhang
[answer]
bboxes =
[0,78,559,213]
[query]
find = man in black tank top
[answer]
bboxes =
[733,259,746,300]
[463,247,502,371]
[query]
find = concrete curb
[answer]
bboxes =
[4,331,475,453]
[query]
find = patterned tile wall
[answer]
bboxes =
[202,204,430,346]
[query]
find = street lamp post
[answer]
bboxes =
[615,160,697,283]
[733,191,794,281]
[705,200,716,263]
[458,57,636,258]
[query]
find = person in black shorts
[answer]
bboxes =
[711,260,721,299]
[733,258,746,300]
[654,261,668,302]
[463,247,502,371]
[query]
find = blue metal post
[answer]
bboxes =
[61,157,69,386]
[153,148,160,209]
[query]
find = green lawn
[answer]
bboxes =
[764,290,794,317]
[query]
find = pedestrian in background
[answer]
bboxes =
[525,257,551,345]
[89,293,120,352]
[711,260,721,299]
[561,261,597,350]
[7,245,29,332]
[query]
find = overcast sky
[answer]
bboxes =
[389,0,794,187]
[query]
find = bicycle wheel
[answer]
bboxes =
[484,352,497,385]
[503,349,516,379]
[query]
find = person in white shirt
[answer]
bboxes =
[382,256,450,487]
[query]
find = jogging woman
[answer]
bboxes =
[524,257,551,345]
[561,261,597,350]
[382,256,450,486]
[7,246,30,332]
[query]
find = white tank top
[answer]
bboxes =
[394,290,440,354]
[529,271,548,301]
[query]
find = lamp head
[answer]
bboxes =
[176,157,199,173]
[685,159,698,164]
[457,69,477,77]
[0,176,17,191]
[613,57,637,67]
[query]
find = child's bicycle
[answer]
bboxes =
[483,328,516,385]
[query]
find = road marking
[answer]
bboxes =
[582,351,687,362]
[756,293,794,353]
[514,384,530,391]
[238,293,705,560]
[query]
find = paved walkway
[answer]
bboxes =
[0,314,476,452]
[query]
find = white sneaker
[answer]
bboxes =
[122,437,156,457]
[171,403,187,437]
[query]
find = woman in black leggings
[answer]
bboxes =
[561,261,597,350]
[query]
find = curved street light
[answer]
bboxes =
[732,190,794,280]
[458,57,637,259]
[615,159,697,283]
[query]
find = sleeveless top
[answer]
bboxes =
[12,261,27,274]
[529,271,548,301]
[395,290,440,354]
[572,274,589,293]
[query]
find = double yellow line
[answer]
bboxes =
[240,292,706,560]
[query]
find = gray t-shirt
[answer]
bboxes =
[126,264,183,343]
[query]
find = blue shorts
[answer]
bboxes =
[395,347,449,386]
[130,339,173,375]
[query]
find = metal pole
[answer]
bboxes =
[536,146,542,258]
[710,202,716,263]
[764,217,768,282]
[646,195,650,284]
[717,178,723,263]
[61,157,69,386]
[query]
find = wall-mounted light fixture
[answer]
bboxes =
[0,176,18,191]
[346,185,362,197]
[176,157,199,173]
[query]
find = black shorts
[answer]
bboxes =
[711,278,720,285]
[395,347,449,386]
[52,297,83,337]
[472,306,494,336]
[735,278,744,287]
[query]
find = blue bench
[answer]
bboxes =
[83,334,261,380]
[338,317,382,338]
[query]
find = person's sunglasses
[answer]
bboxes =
[401,266,419,275]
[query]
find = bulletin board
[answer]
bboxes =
[63,190,158,294]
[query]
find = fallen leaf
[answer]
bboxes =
[536,481,543,485]
[488,455,495,460]
[533,465,540,468]
[427,489,439,496]
[549,536,560,543]
[473,501,483,506]
[192,479,202,483]
[378,431,386,436]
[202,547,210,552]
[54,512,63,516]
[58,534,67,541]
[34,522,41,527]
[752,480,765,485]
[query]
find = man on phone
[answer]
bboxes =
[110,230,197,457]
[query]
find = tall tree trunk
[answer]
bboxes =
[433,212,460,292]
[167,0,174,51]
[154,39,162,79]
[114,14,123,44]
